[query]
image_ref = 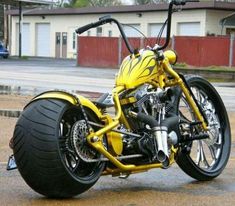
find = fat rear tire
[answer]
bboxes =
[13,99,104,198]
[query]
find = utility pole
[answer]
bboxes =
[229,34,234,67]
[0,4,4,41]
[19,1,22,58]
[3,4,8,48]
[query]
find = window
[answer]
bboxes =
[108,30,112,37]
[178,22,201,36]
[226,28,235,35]
[148,23,167,37]
[96,27,102,37]
[72,32,76,50]
[123,24,141,37]
[87,30,91,36]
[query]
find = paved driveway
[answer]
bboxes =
[0,58,235,206]
[0,58,234,111]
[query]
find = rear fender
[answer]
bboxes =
[25,90,103,119]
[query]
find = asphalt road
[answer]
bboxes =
[0,58,115,93]
[1,161,235,206]
[0,58,235,111]
[0,58,235,206]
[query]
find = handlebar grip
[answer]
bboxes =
[172,0,199,6]
[76,23,95,34]
[76,20,105,34]
[76,15,114,34]
[172,0,186,6]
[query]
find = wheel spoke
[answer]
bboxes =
[58,106,104,181]
[176,78,230,180]
[72,158,81,172]
[208,145,217,162]
[179,111,191,123]
[196,140,210,168]
[179,86,224,171]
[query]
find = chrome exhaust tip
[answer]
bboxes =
[153,126,170,167]
[156,150,170,168]
[156,150,167,163]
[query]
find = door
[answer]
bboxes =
[55,32,61,58]
[123,24,141,37]
[36,23,50,57]
[62,32,67,58]
[22,23,30,56]
[149,23,167,37]
[178,22,200,36]
[226,28,235,35]
[16,23,30,56]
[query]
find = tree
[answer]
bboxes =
[64,0,89,8]
[134,0,169,5]
[87,0,122,7]
[53,0,64,7]
[134,0,151,5]
[62,0,122,8]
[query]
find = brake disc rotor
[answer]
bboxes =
[71,120,98,162]
[203,101,220,146]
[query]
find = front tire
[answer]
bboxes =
[176,76,231,181]
[13,99,105,198]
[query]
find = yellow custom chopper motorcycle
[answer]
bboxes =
[9,0,231,198]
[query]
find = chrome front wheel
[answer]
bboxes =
[176,76,231,180]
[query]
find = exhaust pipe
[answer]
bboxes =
[129,111,180,167]
[153,126,169,167]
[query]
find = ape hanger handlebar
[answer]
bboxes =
[76,0,200,53]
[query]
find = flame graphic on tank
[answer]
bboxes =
[116,50,158,89]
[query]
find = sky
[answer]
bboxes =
[121,0,133,5]
[57,0,134,5]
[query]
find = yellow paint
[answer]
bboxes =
[24,52,210,174]
[162,59,208,130]
[120,97,136,105]
[115,50,159,89]
[164,50,177,65]
[28,90,103,119]
[84,54,209,173]
[107,131,123,156]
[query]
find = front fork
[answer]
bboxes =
[86,86,176,173]
[162,59,208,131]
[88,61,208,173]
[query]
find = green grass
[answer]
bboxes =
[20,56,29,60]
[175,63,235,72]
[175,62,188,68]
[174,63,235,82]
[204,65,235,72]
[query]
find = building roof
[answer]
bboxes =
[0,0,53,7]
[220,12,235,26]
[7,1,235,16]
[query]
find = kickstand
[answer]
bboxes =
[6,154,17,171]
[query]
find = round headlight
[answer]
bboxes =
[164,50,177,65]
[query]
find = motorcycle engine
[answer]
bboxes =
[121,85,175,163]
[123,85,171,131]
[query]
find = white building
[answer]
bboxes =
[8,1,235,58]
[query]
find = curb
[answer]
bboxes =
[175,67,235,81]
[0,109,21,118]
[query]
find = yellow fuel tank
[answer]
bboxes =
[115,50,158,89]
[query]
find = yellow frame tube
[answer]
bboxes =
[87,86,124,138]
[162,60,208,130]
[86,60,208,173]
[86,85,175,172]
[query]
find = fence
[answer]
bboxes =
[77,35,235,68]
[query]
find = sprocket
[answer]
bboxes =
[70,120,98,162]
